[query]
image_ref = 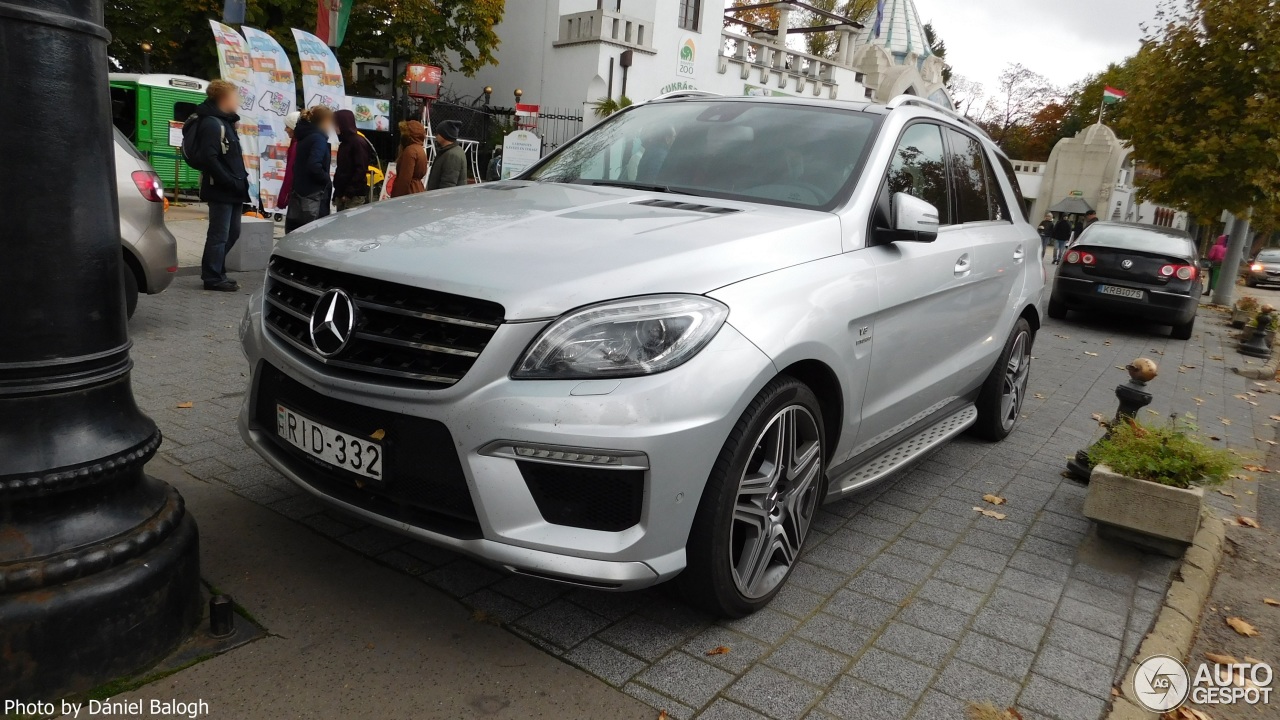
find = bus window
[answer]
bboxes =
[111,87,137,140]
[174,101,197,122]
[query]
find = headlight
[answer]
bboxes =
[513,295,729,379]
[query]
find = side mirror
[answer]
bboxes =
[886,192,940,243]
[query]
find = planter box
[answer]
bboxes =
[1083,464,1204,557]
[1231,309,1251,328]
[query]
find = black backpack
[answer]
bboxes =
[181,114,225,170]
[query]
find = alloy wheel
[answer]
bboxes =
[729,405,822,599]
[1000,330,1032,432]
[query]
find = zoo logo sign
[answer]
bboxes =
[677,37,696,78]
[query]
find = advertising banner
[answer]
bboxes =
[242,27,296,212]
[292,28,348,112]
[349,96,391,132]
[501,130,542,179]
[209,20,261,205]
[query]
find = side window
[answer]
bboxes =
[945,129,996,223]
[886,123,952,225]
[993,153,1027,221]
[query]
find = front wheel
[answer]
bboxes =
[680,377,825,617]
[972,318,1033,441]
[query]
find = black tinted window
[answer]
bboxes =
[886,123,951,225]
[994,153,1026,221]
[946,129,995,223]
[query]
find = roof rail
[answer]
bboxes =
[887,95,992,141]
[648,90,722,102]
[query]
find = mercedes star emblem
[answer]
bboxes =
[309,289,357,357]
[1122,259,1134,269]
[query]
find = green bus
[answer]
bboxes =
[109,73,208,196]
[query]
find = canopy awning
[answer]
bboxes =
[1048,197,1094,215]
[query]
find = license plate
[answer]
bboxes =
[1097,285,1144,300]
[276,404,383,480]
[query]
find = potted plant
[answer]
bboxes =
[1083,417,1233,556]
[1232,296,1259,328]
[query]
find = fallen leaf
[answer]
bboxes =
[1194,397,1205,405]
[365,642,375,649]
[1237,516,1260,528]
[983,494,1006,505]
[1091,412,1107,424]
[973,507,1007,520]
[1084,351,1099,357]
[1264,598,1280,607]
[1219,490,1237,498]
[370,429,386,440]
[1270,415,1280,422]
[176,401,193,409]
[1205,652,1239,664]
[1174,708,1215,720]
[1211,355,1224,361]
[1220,418,1233,426]
[1226,616,1260,636]
[658,712,669,720]
[1243,464,1272,473]
[1234,394,1250,400]
[1054,334,1070,339]
[1034,393,1046,399]
[705,646,731,656]
[1246,656,1265,664]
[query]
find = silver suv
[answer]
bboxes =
[238,95,1045,617]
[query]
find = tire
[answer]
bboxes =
[971,318,1033,442]
[1246,278,1258,288]
[122,260,139,319]
[679,377,826,617]
[1047,295,1067,320]
[1171,316,1194,340]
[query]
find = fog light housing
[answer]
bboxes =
[480,441,649,470]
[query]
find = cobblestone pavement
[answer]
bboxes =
[129,268,1278,720]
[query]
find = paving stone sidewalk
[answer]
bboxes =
[128,270,1278,720]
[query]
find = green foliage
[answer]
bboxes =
[105,0,504,84]
[590,95,633,118]
[1115,0,1280,222]
[922,22,952,86]
[1089,417,1234,488]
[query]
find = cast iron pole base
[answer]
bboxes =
[1066,379,1154,481]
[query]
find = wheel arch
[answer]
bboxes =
[778,359,843,463]
[121,243,147,293]
[1020,303,1041,335]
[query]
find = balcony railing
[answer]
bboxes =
[718,30,867,99]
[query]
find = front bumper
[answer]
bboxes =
[1052,275,1197,325]
[237,291,777,590]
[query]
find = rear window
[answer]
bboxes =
[528,100,880,210]
[1076,224,1195,258]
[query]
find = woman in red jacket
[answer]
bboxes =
[277,110,300,210]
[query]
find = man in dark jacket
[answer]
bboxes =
[1051,214,1074,265]
[427,120,466,190]
[333,109,371,210]
[192,80,249,291]
[1037,213,1055,259]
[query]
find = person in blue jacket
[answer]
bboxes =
[285,106,334,233]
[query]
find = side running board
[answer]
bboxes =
[825,404,978,501]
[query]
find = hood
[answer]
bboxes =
[400,120,427,145]
[334,109,358,139]
[275,182,842,320]
[195,99,238,124]
[293,119,323,144]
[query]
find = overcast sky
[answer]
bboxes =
[918,0,1161,94]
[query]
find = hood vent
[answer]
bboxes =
[632,199,740,215]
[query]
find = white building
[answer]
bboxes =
[443,0,950,124]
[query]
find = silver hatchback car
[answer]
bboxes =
[114,128,178,317]
[238,95,1045,616]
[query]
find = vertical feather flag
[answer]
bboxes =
[873,0,886,38]
[316,0,351,47]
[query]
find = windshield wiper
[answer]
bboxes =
[585,179,708,197]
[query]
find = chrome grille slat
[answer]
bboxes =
[263,256,504,387]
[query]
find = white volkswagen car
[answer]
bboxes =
[239,94,1044,616]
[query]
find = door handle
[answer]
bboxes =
[954,253,971,276]
[1013,244,1025,262]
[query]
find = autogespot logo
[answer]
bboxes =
[1133,655,1191,712]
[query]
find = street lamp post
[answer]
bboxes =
[0,0,201,700]
[141,41,152,74]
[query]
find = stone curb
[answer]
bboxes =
[1232,350,1279,379]
[1104,509,1228,719]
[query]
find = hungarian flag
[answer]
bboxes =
[1102,86,1127,104]
[316,0,350,47]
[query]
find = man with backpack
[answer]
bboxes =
[183,79,248,292]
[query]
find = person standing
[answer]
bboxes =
[1084,210,1099,227]
[1205,234,1229,296]
[1037,213,1055,259]
[390,120,428,197]
[427,120,466,190]
[332,109,371,210]
[190,79,249,292]
[277,110,300,211]
[285,106,334,233]
[1073,214,1086,242]
[1051,213,1073,264]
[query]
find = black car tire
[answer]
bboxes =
[122,261,139,319]
[1047,295,1067,320]
[972,318,1034,442]
[1246,278,1258,288]
[680,376,825,618]
[1171,316,1194,340]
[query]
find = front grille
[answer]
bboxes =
[518,461,644,532]
[264,255,505,387]
[253,361,481,538]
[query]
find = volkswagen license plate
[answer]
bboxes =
[277,404,383,480]
[1097,285,1144,300]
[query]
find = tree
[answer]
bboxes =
[105,0,504,83]
[1018,102,1069,161]
[800,1,877,59]
[1115,0,1279,222]
[922,22,952,86]
[975,63,1060,152]
[1054,60,1138,144]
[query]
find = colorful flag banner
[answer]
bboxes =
[316,0,351,47]
[292,28,348,112]
[1102,86,1127,104]
[209,20,261,206]
[242,27,296,212]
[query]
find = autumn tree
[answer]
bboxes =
[106,0,504,83]
[1055,60,1138,144]
[1115,0,1279,222]
[975,63,1060,154]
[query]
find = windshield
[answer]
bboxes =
[527,100,879,210]
[1256,251,1280,262]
